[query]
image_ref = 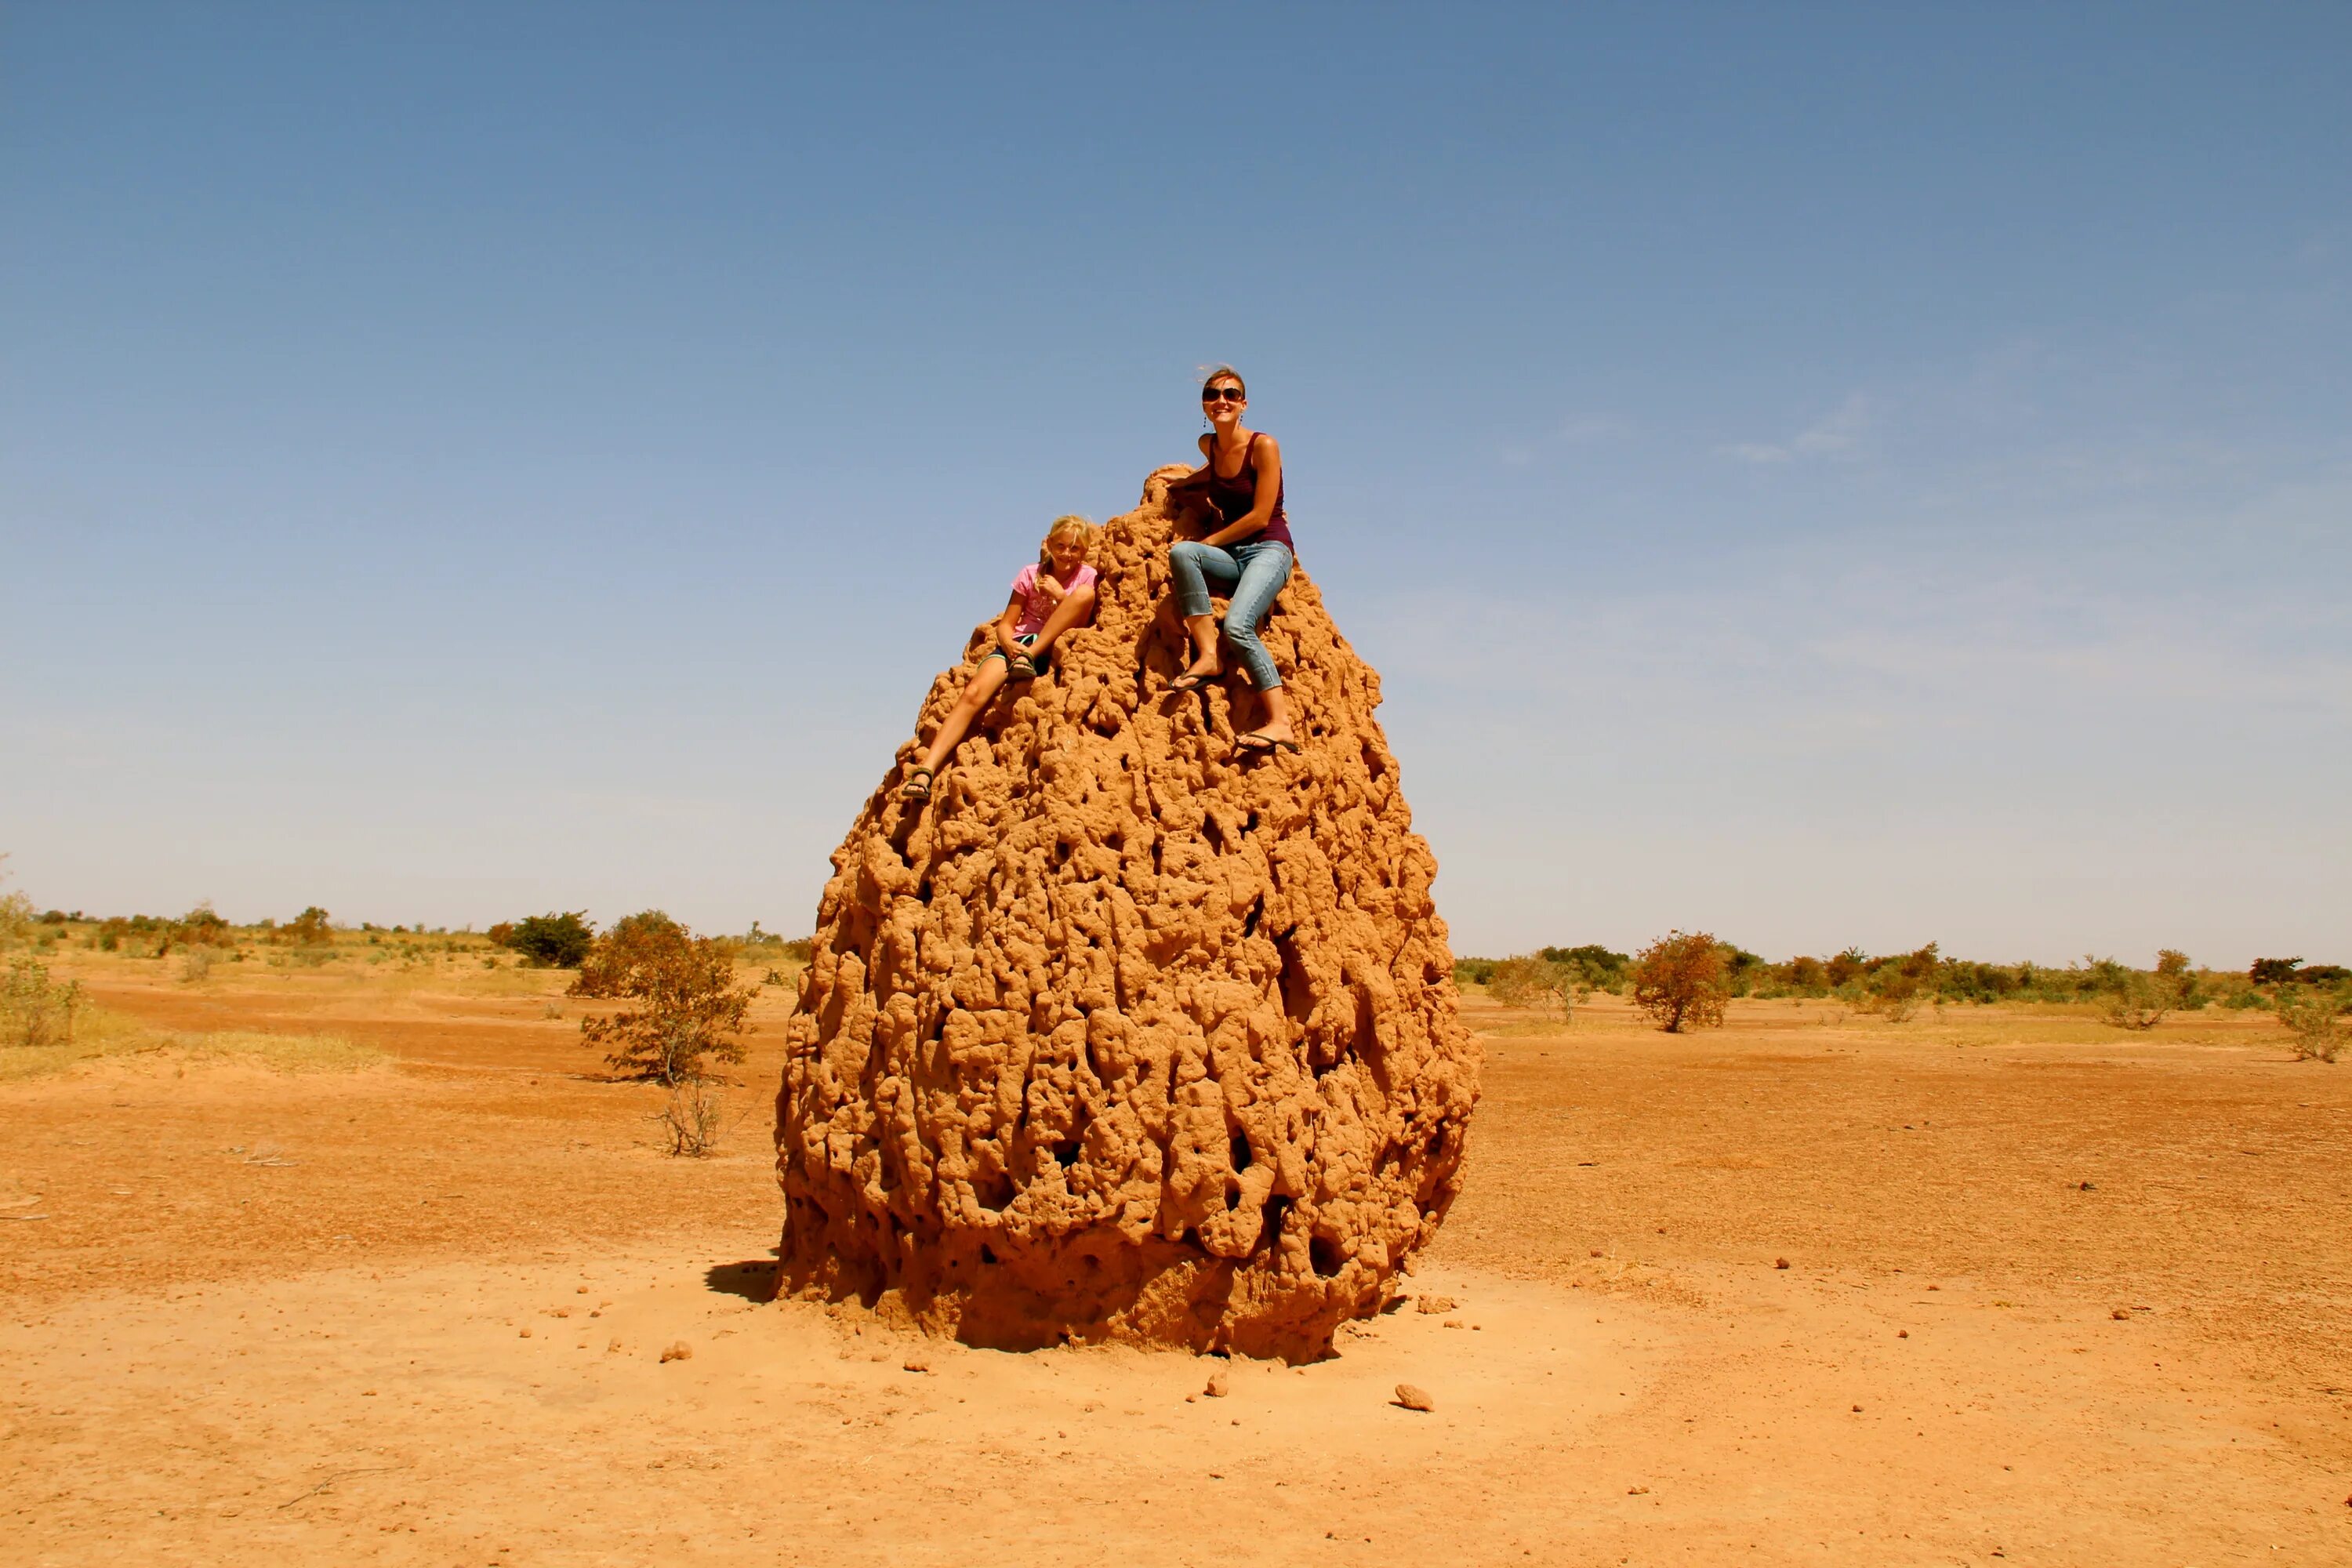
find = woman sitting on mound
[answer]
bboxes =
[901,514,1098,802]
[1163,365,1298,753]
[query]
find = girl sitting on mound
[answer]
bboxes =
[901,514,1099,802]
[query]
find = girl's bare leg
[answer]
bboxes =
[1028,589,1095,661]
[916,659,1014,777]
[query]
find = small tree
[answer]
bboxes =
[2249,956,2302,988]
[501,910,595,969]
[285,906,332,946]
[1630,930,1729,1033]
[570,911,753,1083]
[1488,953,1586,1022]
[2100,949,2202,1031]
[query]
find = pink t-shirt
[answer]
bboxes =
[1011,561,1098,637]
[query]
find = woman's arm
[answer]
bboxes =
[1202,434,1280,547]
[1166,434,1218,531]
[1028,579,1096,655]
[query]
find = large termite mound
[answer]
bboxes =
[774,466,1480,1361]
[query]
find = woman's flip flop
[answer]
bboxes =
[1234,731,1300,755]
[1169,669,1214,695]
[899,766,933,800]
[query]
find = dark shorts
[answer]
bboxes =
[979,632,1045,672]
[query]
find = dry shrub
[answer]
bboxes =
[2099,949,2201,1031]
[1487,953,1584,1022]
[2278,989,2347,1063]
[1630,931,1729,1033]
[2,957,85,1049]
[177,947,214,985]
[572,910,753,1083]
[658,1076,725,1156]
[282,906,333,946]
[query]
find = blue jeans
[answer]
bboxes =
[1169,539,1293,691]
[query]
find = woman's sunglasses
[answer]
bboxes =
[1201,387,1245,403]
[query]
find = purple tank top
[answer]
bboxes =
[1200,432,1294,553]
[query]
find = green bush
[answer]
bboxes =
[498,910,595,969]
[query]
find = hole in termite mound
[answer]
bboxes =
[1257,1194,1290,1253]
[1229,1132,1252,1172]
[1051,1141,1080,1168]
[1308,1235,1345,1279]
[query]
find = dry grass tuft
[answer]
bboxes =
[0,1012,384,1081]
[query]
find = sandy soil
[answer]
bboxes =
[5,960,2347,1566]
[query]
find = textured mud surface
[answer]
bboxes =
[774,466,1481,1359]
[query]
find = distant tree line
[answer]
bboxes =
[1457,938,2350,1038]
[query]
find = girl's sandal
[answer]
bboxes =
[1234,731,1301,755]
[899,766,933,801]
[1006,653,1037,681]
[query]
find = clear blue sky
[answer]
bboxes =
[5,2,2346,966]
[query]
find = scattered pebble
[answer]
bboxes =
[1204,1370,1229,1398]
[1852,1404,1864,1413]
[1774,1258,1790,1270]
[659,1341,691,1363]
[575,1285,589,1294]
[1415,1295,1457,1315]
[2112,1308,2130,1320]
[903,1356,932,1374]
[517,1327,532,1338]
[1627,1486,1649,1495]
[2078,1181,2096,1191]
[606,1338,622,1352]
[1393,1383,1436,1412]
[1897,1330,1908,1338]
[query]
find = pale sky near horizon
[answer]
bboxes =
[5,3,2347,967]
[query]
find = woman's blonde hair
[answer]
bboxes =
[1040,513,1094,571]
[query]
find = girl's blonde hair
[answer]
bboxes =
[1039,514,1094,572]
